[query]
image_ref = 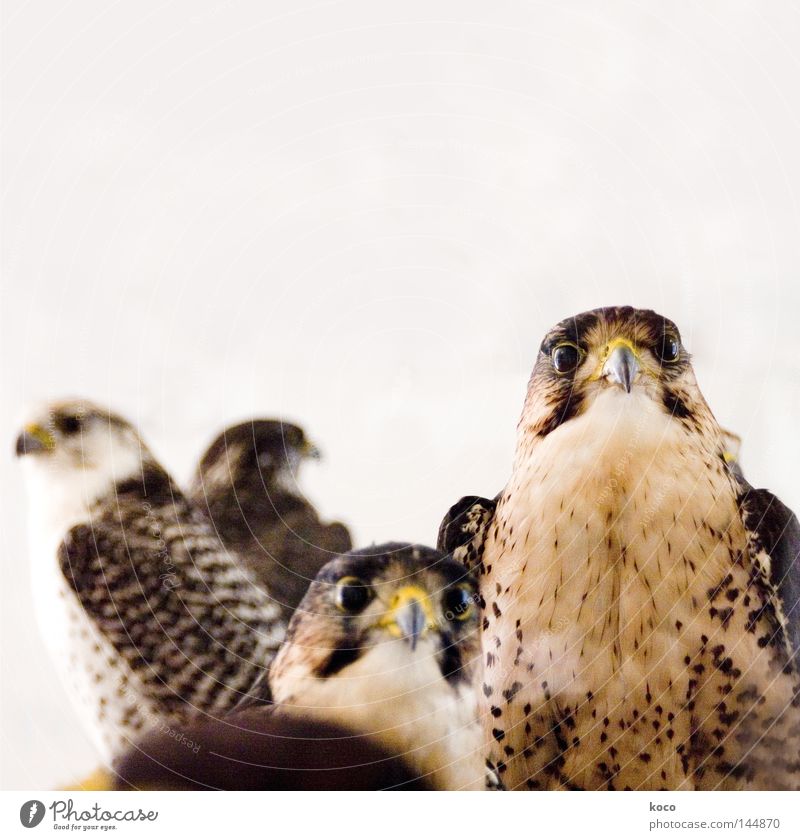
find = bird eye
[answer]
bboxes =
[442,585,475,622]
[58,415,82,434]
[551,342,582,374]
[655,333,680,363]
[335,576,373,613]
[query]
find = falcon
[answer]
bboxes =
[439,306,800,790]
[15,399,286,763]
[266,542,491,790]
[163,542,487,789]
[189,420,352,622]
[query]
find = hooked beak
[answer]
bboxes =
[602,342,639,393]
[380,586,436,651]
[720,427,742,464]
[15,424,55,457]
[303,440,322,460]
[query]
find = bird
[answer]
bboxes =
[15,398,286,764]
[188,420,352,622]
[225,542,490,789]
[439,306,800,791]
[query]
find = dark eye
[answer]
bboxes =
[655,333,680,363]
[442,585,475,622]
[58,415,82,434]
[551,343,582,374]
[335,576,373,613]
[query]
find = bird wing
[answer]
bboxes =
[266,513,352,614]
[232,663,273,710]
[194,480,352,622]
[217,514,351,623]
[735,477,800,657]
[57,499,283,716]
[437,495,498,574]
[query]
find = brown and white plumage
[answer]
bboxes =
[15,399,285,763]
[439,306,800,790]
[264,543,491,790]
[189,420,352,623]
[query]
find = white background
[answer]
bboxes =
[2,0,800,789]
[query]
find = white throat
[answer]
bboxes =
[274,639,484,790]
[20,445,143,552]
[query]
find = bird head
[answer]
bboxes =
[269,543,480,708]
[192,419,320,498]
[14,398,152,507]
[520,306,708,439]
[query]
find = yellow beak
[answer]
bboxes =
[378,585,437,650]
[302,439,322,460]
[15,423,55,456]
[600,338,640,393]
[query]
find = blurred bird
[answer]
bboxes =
[111,709,432,791]
[440,306,800,790]
[15,399,286,763]
[189,420,352,622]
[266,543,489,790]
